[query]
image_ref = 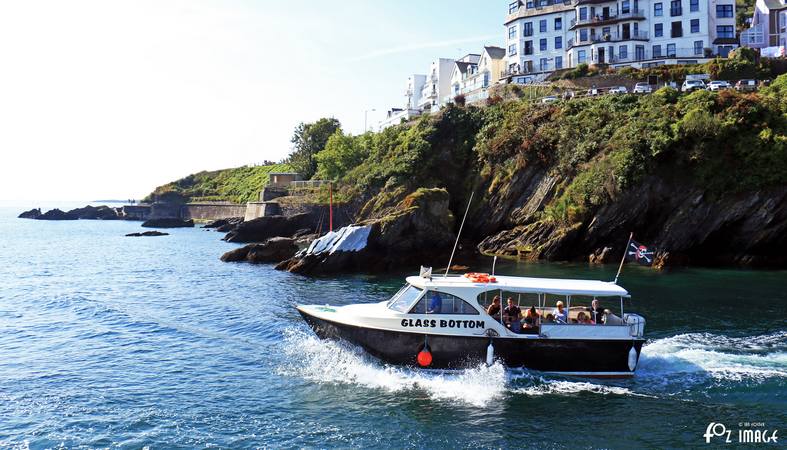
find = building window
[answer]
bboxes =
[540,58,549,71]
[690,0,699,12]
[580,29,589,41]
[716,5,734,18]
[555,36,562,49]
[690,19,700,33]
[578,50,587,63]
[540,19,547,33]
[671,0,682,16]
[653,44,662,57]
[509,44,518,56]
[509,1,520,14]
[524,22,533,36]
[509,26,517,39]
[555,17,562,30]
[694,40,703,55]
[717,25,734,38]
[540,38,547,51]
[620,45,628,59]
[555,56,563,69]
[622,0,631,14]
[655,23,663,37]
[671,21,683,37]
[636,45,645,60]
[718,45,733,57]
[667,43,676,57]
[579,7,588,20]
[524,40,534,55]
[654,2,663,16]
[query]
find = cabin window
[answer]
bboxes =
[409,291,479,315]
[387,285,423,312]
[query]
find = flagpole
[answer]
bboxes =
[614,232,634,284]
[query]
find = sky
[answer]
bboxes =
[0,0,504,202]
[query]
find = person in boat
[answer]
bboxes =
[503,298,521,333]
[552,301,568,324]
[589,299,606,325]
[544,313,555,323]
[486,296,502,321]
[523,306,540,328]
[577,311,592,324]
[427,292,442,314]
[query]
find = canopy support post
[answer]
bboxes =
[614,232,634,284]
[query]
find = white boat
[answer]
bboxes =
[298,271,646,377]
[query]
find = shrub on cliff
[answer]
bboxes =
[287,118,342,179]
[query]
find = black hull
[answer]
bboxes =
[299,310,645,376]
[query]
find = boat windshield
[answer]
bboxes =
[387,285,423,312]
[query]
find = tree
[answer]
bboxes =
[314,131,371,180]
[287,118,342,179]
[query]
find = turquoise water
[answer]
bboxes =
[0,204,785,449]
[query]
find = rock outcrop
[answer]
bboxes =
[223,213,314,243]
[475,174,787,268]
[18,208,42,219]
[36,209,78,220]
[203,217,243,232]
[141,218,195,228]
[68,205,120,220]
[221,237,298,264]
[126,231,169,237]
[276,188,456,275]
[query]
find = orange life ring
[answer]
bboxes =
[463,273,497,283]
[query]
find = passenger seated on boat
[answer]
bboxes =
[589,299,605,325]
[577,311,593,324]
[552,301,568,324]
[503,298,521,333]
[522,306,540,328]
[486,296,502,321]
[603,310,625,325]
[544,313,555,323]
[427,292,442,314]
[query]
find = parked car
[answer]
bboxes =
[681,79,707,92]
[609,86,629,94]
[633,82,652,94]
[735,79,758,92]
[540,96,559,104]
[707,80,732,91]
[586,87,603,96]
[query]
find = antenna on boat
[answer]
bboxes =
[613,232,634,284]
[491,255,498,277]
[444,191,474,277]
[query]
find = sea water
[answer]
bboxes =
[0,204,785,449]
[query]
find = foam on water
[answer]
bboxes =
[279,328,506,407]
[639,331,787,383]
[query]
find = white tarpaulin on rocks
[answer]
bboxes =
[304,225,371,256]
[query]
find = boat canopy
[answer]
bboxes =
[405,274,629,298]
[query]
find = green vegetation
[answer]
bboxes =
[287,118,341,179]
[144,163,292,204]
[311,74,787,227]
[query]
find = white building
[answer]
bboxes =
[503,0,739,80]
[741,0,787,49]
[418,58,456,112]
[447,47,507,105]
[379,74,426,130]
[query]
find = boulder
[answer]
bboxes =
[203,217,243,231]
[223,213,314,243]
[221,237,298,264]
[589,247,614,264]
[126,231,169,237]
[141,218,194,228]
[276,188,456,275]
[36,208,78,220]
[18,208,42,219]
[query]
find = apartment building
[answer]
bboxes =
[379,75,427,130]
[418,58,456,112]
[503,0,738,80]
[741,0,787,49]
[452,47,507,104]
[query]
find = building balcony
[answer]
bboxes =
[570,9,645,29]
[567,31,649,49]
[596,47,717,65]
[505,0,575,24]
